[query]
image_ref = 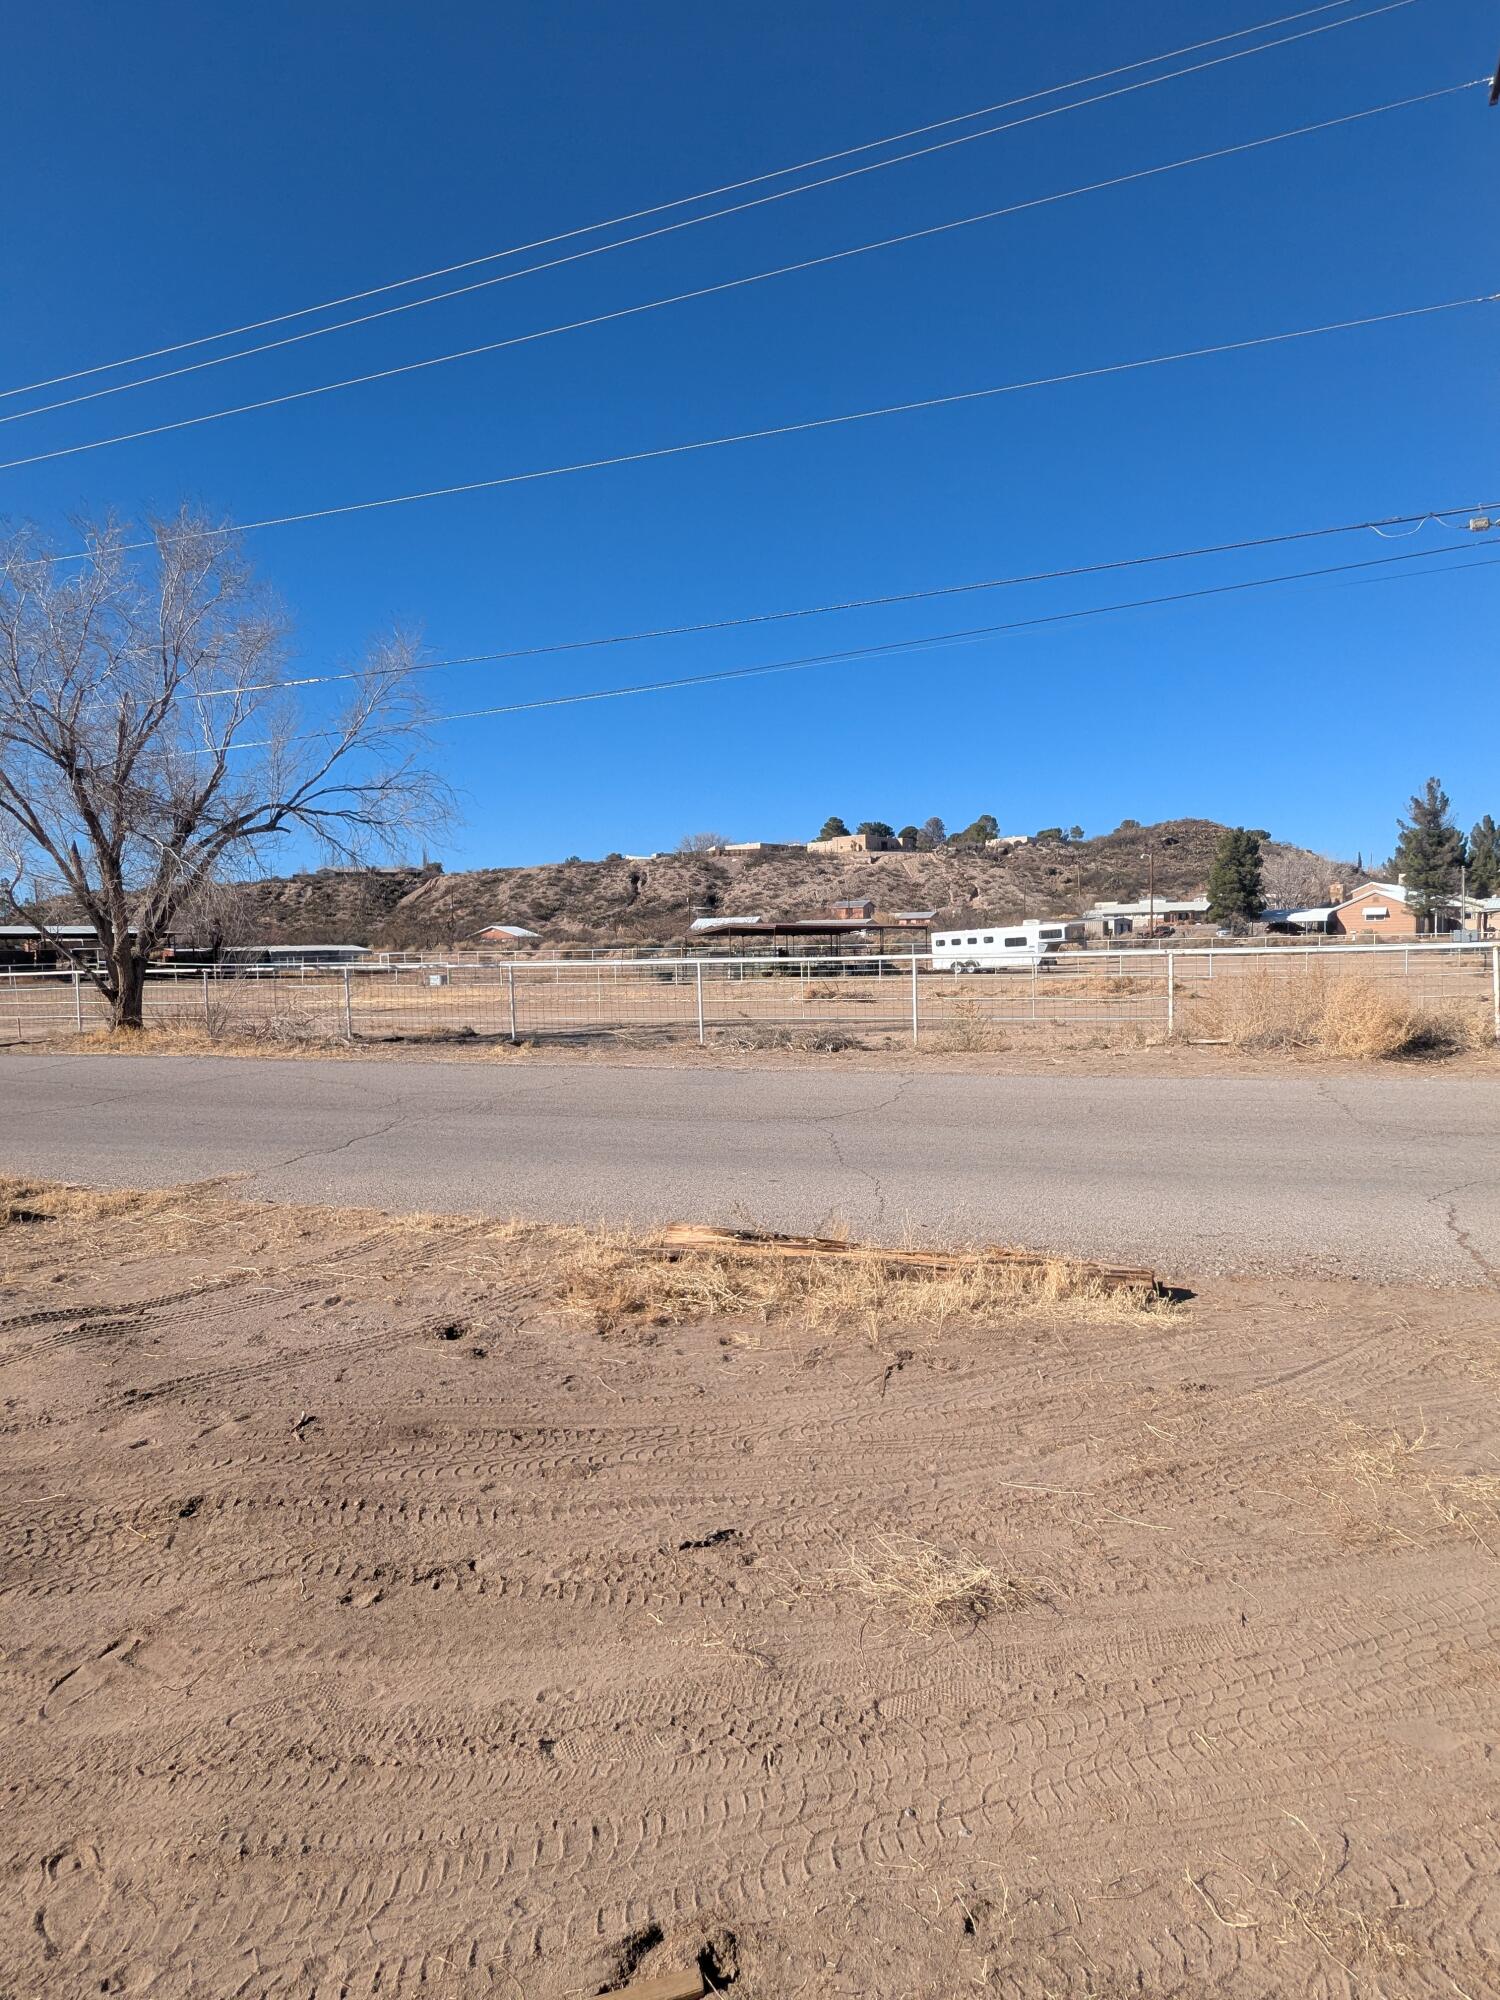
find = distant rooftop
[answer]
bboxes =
[1084,896,1211,918]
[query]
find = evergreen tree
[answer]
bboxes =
[1466,814,1500,899]
[1395,778,1464,914]
[919,815,947,849]
[950,813,1000,846]
[856,820,895,839]
[816,816,849,840]
[897,824,921,849]
[1206,827,1265,925]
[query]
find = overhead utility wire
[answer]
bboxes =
[0,0,1390,403]
[4,77,1472,475]
[0,3,1422,433]
[419,549,1500,728]
[226,543,1495,750]
[58,292,1499,562]
[207,504,1496,698]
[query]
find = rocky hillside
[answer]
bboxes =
[223,821,1350,949]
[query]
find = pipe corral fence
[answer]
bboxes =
[2,940,1498,1048]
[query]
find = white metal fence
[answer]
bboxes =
[2,940,1497,1049]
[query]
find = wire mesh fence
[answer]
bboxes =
[2,941,1497,1049]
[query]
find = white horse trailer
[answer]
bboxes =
[930,919,1084,973]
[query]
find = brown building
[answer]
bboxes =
[826,899,875,921]
[806,832,900,854]
[1327,883,1425,939]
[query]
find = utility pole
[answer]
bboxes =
[1147,845,1156,935]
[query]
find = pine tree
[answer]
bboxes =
[1206,827,1265,925]
[1466,815,1500,899]
[816,816,849,840]
[1395,778,1464,914]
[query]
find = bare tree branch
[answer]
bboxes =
[0,509,452,1026]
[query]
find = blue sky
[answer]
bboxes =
[6,0,1497,869]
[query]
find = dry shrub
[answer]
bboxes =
[718,1025,863,1054]
[558,1233,1158,1336]
[841,1531,1043,1629]
[931,998,1009,1053]
[801,980,877,1004]
[1189,964,1483,1059]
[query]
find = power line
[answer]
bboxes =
[1,6,1429,437]
[225,542,1496,749]
[417,548,1500,724]
[209,503,1494,697]
[5,75,1471,474]
[0,0,1395,406]
[57,292,1498,561]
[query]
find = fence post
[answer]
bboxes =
[695,961,705,1046]
[508,963,518,1043]
[910,952,919,1047]
[73,968,83,1033]
[1493,945,1499,1042]
[1166,952,1176,1036]
[202,966,211,1032]
[342,966,354,1042]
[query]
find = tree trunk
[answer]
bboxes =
[109,950,146,1031]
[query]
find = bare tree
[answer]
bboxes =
[676,831,731,854]
[0,511,449,1028]
[1259,844,1343,910]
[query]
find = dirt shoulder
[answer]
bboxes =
[8,1023,1500,1080]
[3,1181,1497,1998]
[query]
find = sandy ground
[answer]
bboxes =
[9,1025,1500,1080]
[3,1184,1499,1998]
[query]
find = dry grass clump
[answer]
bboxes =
[1191,1855,1416,1980]
[0,1174,533,1288]
[931,998,1011,1053]
[1189,964,1483,1060]
[2,1176,1163,1350]
[718,1024,864,1054]
[47,1020,357,1059]
[841,1531,1044,1630]
[558,1233,1157,1337]
[801,980,878,1005]
[1317,1420,1500,1552]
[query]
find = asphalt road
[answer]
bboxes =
[3,1053,1497,1284]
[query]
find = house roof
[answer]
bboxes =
[1084,896,1211,918]
[0,923,108,938]
[689,916,872,937]
[1331,882,1408,911]
[477,923,541,938]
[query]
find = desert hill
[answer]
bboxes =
[225,820,1350,950]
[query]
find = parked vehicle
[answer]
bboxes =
[930,919,1084,973]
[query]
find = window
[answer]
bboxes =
[1004,935,1027,947]
[1039,927,1062,940]
[982,934,994,944]
[1362,907,1389,921]
[966,936,978,945]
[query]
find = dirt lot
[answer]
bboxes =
[3,1183,1499,1998]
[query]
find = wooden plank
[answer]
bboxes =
[606,1969,706,2000]
[653,1222,1157,1293]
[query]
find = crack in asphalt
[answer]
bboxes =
[808,1074,919,1233]
[1428,1178,1500,1292]
[273,1108,409,1172]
